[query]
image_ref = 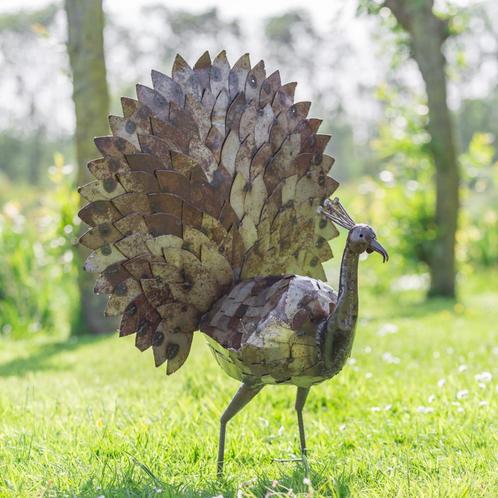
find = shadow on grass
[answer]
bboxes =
[0,334,110,378]
[74,461,352,498]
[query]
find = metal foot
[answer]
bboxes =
[273,455,309,475]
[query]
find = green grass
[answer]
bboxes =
[0,270,497,497]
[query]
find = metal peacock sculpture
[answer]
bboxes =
[78,51,388,476]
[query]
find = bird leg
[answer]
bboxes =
[217,383,263,478]
[295,387,310,457]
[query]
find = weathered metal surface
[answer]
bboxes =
[78,51,344,376]
[200,275,337,388]
[245,60,266,103]
[229,53,251,99]
[151,69,184,107]
[318,199,389,376]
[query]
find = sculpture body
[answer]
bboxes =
[201,274,337,388]
[77,51,388,476]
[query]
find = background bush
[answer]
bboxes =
[0,154,79,339]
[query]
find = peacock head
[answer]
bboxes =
[319,198,389,263]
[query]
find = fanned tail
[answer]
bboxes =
[78,51,339,373]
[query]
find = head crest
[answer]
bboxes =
[318,198,356,230]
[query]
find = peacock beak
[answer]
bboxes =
[367,239,389,263]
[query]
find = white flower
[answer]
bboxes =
[303,477,311,486]
[364,346,372,354]
[458,364,468,373]
[438,378,446,388]
[379,170,394,184]
[406,180,419,191]
[479,400,489,407]
[365,372,373,379]
[378,323,398,336]
[371,406,381,412]
[382,352,400,364]
[428,395,436,403]
[456,390,469,400]
[384,404,392,411]
[339,424,347,431]
[391,273,428,291]
[63,250,73,264]
[475,372,492,383]
[417,406,434,414]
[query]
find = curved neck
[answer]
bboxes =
[323,239,360,374]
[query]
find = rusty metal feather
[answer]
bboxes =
[95,136,138,158]
[136,85,170,122]
[114,213,149,236]
[220,129,240,176]
[78,179,125,202]
[79,224,122,250]
[149,117,191,153]
[170,152,197,175]
[272,82,297,115]
[152,319,192,375]
[245,60,266,103]
[115,232,153,259]
[172,53,202,99]
[79,200,121,227]
[229,53,250,100]
[210,50,230,96]
[105,278,143,316]
[185,94,211,141]
[84,244,126,273]
[112,192,151,216]
[193,50,211,91]
[126,152,170,173]
[259,70,281,108]
[212,88,229,135]
[118,171,160,193]
[151,69,185,107]
[87,157,129,180]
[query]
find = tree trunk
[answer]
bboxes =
[65,0,115,333]
[384,0,459,298]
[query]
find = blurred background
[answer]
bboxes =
[0,0,497,339]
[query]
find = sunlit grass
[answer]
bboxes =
[0,271,497,497]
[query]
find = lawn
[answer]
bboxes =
[0,270,497,497]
